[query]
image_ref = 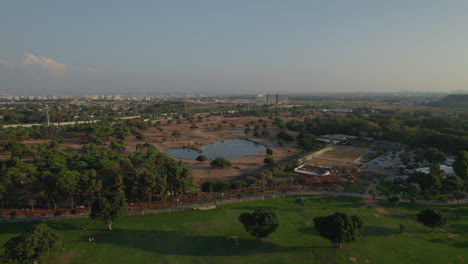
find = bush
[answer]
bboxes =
[294,197,309,206]
[196,155,208,162]
[214,181,230,192]
[230,180,246,190]
[417,209,448,232]
[277,131,294,142]
[266,148,273,155]
[201,181,215,192]
[210,157,232,168]
[388,196,400,206]
[263,157,275,164]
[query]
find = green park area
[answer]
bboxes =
[1,195,468,264]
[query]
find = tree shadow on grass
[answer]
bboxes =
[385,214,413,220]
[363,226,400,237]
[297,226,317,236]
[81,229,303,256]
[428,238,446,243]
[450,241,468,248]
[0,220,86,236]
[449,224,468,231]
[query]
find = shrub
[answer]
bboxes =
[294,197,309,206]
[210,157,232,168]
[196,155,208,162]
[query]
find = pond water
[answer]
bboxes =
[165,139,266,160]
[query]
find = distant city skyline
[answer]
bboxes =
[1,1,468,95]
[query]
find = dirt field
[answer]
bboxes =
[129,115,304,184]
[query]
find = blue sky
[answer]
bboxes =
[1,1,467,95]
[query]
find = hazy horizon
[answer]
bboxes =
[1,1,468,95]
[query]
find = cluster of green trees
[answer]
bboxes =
[0,142,195,209]
[0,119,148,144]
[0,126,62,141]
[285,111,468,153]
[377,151,468,202]
[67,121,146,144]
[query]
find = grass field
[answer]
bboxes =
[318,146,368,162]
[1,195,468,264]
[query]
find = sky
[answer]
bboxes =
[1,0,468,95]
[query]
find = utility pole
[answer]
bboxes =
[45,104,50,126]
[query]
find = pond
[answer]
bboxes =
[165,139,266,160]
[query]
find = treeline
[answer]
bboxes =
[0,120,148,143]
[285,111,468,153]
[0,142,195,209]
[67,120,147,144]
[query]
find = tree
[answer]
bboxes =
[387,195,400,206]
[453,151,468,179]
[407,171,440,191]
[452,191,466,204]
[424,147,446,163]
[56,169,80,209]
[368,189,381,200]
[277,131,294,142]
[238,209,279,241]
[294,197,309,206]
[210,157,232,168]
[90,193,127,230]
[313,213,363,248]
[4,223,63,264]
[110,140,125,151]
[3,141,29,158]
[263,157,275,165]
[416,209,448,232]
[266,148,273,155]
[196,155,208,162]
[201,181,215,193]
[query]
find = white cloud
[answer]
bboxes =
[22,53,67,75]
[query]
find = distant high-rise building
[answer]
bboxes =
[256,93,288,105]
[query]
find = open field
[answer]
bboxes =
[1,195,468,264]
[125,116,303,183]
[318,146,368,162]
[305,157,359,168]
[304,146,369,169]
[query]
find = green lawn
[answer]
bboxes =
[1,195,468,264]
